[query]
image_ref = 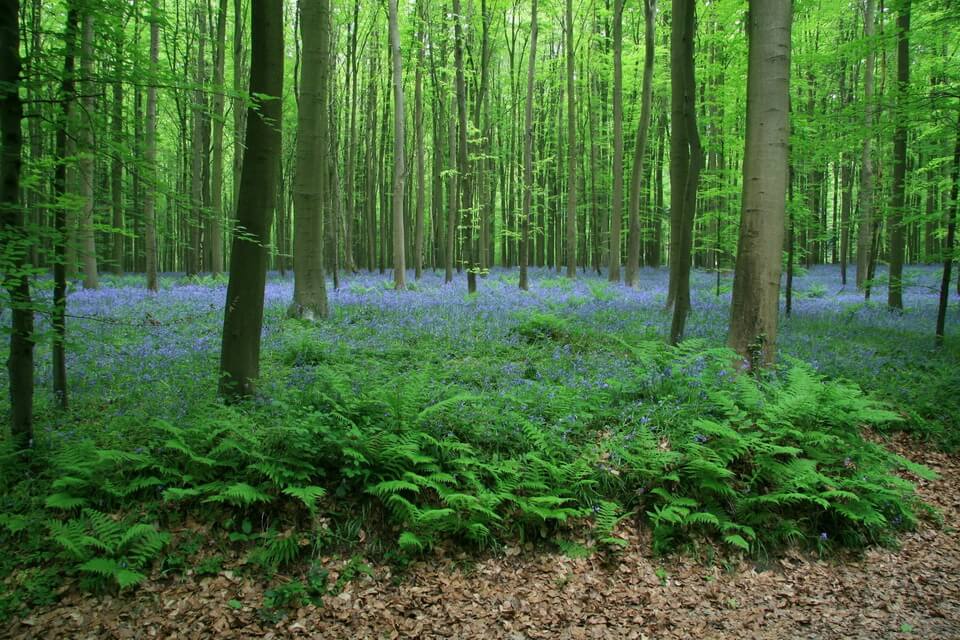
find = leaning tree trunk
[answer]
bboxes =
[1,0,34,446]
[219,0,283,400]
[519,0,538,291]
[856,0,876,290]
[667,0,703,344]
[389,0,407,290]
[888,0,910,310]
[626,0,656,287]
[289,0,329,320]
[935,110,959,347]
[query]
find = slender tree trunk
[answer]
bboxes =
[519,0,538,291]
[609,0,624,282]
[232,0,247,221]
[413,0,426,280]
[453,0,475,292]
[626,0,656,287]
[1,0,34,446]
[564,0,577,278]
[144,0,159,292]
[667,0,703,344]
[389,0,407,290]
[343,2,359,274]
[53,5,79,408]
[729,0,792,367]
[110,51,124,275]
[219,0,283,400]
[888,0,910,310]
[856,0,875,290]
[289,0,328,320]
[78,11,98,288]
[209,0,227,275]
[935,111,959,346]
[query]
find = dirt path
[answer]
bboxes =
[6,435,959,640]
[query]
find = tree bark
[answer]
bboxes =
[78,11,98,289]
[888,0,910,310]
[564,0,577,278]
[935,110,959,346]
[667,0,703,344]
[389,0,407,290]
[289,0,329,320]
[609,0,624,282]
[626,0,656,287]
[110,46,124,275]
[209,0,228,275]
[856,0,875,290]
[519,0,538,291]
[413,0,426,280]
[144,0,159,292]
[728,0,792,367]
[453,0,475,293]
[219,0,283,400]
[1,0,34,446]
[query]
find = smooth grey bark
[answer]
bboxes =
[729,0,792,366]
[626,0,656,287]
[519,0,538,291]
[856,0,875,290]
[289,0,329,320]
[888,0,910,310]
[609,0,624,282]
[209,0,227,275]
[78,11,98,289]
[389,0,407,290]
[564,0,577,279]
[413,0,426,280]
[144,0,159,292]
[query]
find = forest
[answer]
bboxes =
[1,0,959,636]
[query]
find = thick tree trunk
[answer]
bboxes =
[1,0,34,446]
[856,0,875,290]
[626,0,656,287]
[289,0,329,320]
[729,0,792,367]
[219,0,283,400]
[888,1,910,310]
[144,0,159,292]
[78,12,98,289]
[667,0,703,344]
[389,0,407,290]
[519,0,538,291]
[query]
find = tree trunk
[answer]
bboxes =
[219,0,283,400]
[1,0,34,446]
[188,6,207,277]
[856,0,875,290]
[453,0,475,293]
[564,0,577,278]
[609,0,624,282]
[110,52,124,275]
[53,5,79,408]
[888,0,910,310]
[209,0,227,275]
[935,110,959,346]
[389,0,407,290]
[667,0,703,344]
[289,0,329,320]
[519,0,538,291]
[232,0,248,222]
[144,0,159,292]
[729,0,792,367]
[78,11,98,289]
[626,0,656,287]
[413,0,426,280]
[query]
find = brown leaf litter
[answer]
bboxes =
[5,434,959,640]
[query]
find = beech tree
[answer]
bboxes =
[219,0,284,400]
[389,0,407,290]
[728,0,792,367]
[519,0,538,292]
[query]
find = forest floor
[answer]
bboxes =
[5,432,959,640]
[2,265,959,639]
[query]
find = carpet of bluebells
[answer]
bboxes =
[3,264,957,446]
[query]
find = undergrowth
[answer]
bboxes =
[0,311,937,620]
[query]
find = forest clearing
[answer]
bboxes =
[2,0,960,637]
